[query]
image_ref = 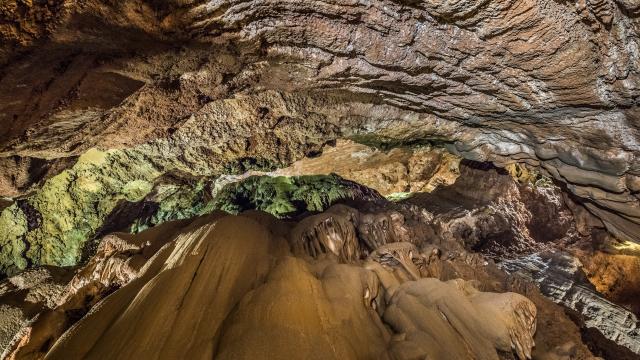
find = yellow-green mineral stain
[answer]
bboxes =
[122,180,154,202]
[76,148,109,166]
[0,147,162,275]
[0,206,28,274]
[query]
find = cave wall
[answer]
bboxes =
[0,0,639,266]
[176,0,640,241]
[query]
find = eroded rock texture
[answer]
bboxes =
[277,140,461,195]
[502,252,640,357]
[169,0,640,243]
[3,165,638,358]
[0,1,640,358]
[0,0,638,250]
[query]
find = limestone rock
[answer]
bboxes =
[0,1,639,357]
[0,0,638,245]
[276,140,461,195]
[384,278,537,360]
[501,252,640,356]
[0,209,553,360]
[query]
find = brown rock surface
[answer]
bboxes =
[277,140,461,195]
[0,0,638,243]
[0,1,639,358]
[580,250,640,315]
[0,267,73,353]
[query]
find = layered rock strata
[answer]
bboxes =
[0,0,638,245]
[501,252,640,357]
[0,1,639,358]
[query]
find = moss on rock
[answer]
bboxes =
[130,180,215,233]
[0,152,351,275]
[212,174,380,218]
[0,206,29,272]
[0,149,161,275]
[0,91,365,275]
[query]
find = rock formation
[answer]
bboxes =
[0,0,639,244]
[0,0,639,358]
[0,211,547,359]
[580,249,640,315]
[1,165,635,358]
[502,252,640,357]
[276,140,461,196]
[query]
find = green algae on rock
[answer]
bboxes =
[0,205,29,273]
[0,161,379,276]
[129,173,384,235]
[129,180,216,234]
[213,174,382,218]
[0,91,348,276]
[0,149,161,275]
